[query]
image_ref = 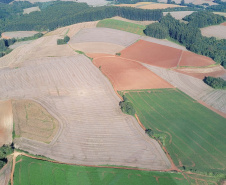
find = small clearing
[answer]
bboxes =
[91,54,174,90]
[163,11,194,20]
[112,16,156,26]
[158,0,217,5]
[200,25,226,39]
[23,6,40,14]
[1,31,38,39]
[0,100,13,147]
[12,100,59,143]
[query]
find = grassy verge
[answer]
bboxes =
[97,18,146,35]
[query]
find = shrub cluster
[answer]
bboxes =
[203,76,226,89]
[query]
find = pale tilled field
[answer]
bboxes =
[158,0,218,5]
[0,55,170,170]
[1,31,38,39]
[163,11,194,20]
[23,6,40,14]
[201,25,226,39]
[143,64,226,114]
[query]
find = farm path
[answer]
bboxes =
[143,64,226,115]
[0,55,171,170]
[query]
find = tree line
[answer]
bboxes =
[203,76,226,89]
[144,12,226,68]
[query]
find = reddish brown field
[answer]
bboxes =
[120,40,215,68]
[91,54,174,90]
[221,22,226,26]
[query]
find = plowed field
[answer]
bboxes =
[92,54,174,90]
[120,40,215,68]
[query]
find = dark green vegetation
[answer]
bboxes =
[0,38,15,57]
[183,11,225,28]
[17,32,43,42]
[0,1,162,33]
[57,35,70,45]
[204,76,226,89]
[97,19,146,35]
[122,89,226,173]
[144,13,226,68]
[108,0,157,4]
[144,22,168,39]
[119,95,136,115]
[14,155,190,185]
[0,144,14,169]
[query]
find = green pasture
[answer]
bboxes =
[97,19,146,35]
[14,156,189,185]
[122,89,226,173]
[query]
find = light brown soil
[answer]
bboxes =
[12,100,59,143]
[175,66,226,79]
[112,16,156,25]
[92,54,174,90]
[221,22,226,26]
[121,40,215,68]
[201,25,226,39]
[116,3,184,9]
[0,100,13,147]
[1,31,38,39]
[23,6,40,14]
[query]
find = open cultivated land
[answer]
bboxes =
[144,64,226,115]
[0,159,12,185]
[91,54,174,90]
[12,100,59,143]
[97,19,146,35]
[13,155,188,185]
[0,100,13,147]
[23,7,40,14]
[200,25,226,39]
[158,0,217,5]
[1,31,38,39]
[163,11,194,20]
[122,89,226,172]
[120,40,214,68]
[112,16,156,26]
[0,55,170,170]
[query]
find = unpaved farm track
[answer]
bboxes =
[0,55,170,170]
[143,64,226,114]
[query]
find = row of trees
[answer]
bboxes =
[144,12,226,67]
[0,144,14,169]
[57,35,70,45]
[119,95,136,116]
[203,76,226,89]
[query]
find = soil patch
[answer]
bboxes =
[12,100,59,143]
[92,54,174,90]
[201,25,226,39]
[0,100,13,147]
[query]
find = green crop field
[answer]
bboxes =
[14,156,190,185]
[97,19,146,35]
[122,89,226,173]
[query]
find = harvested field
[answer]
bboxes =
[163,11,194,20]
[12,100,59,143]
[97,19,146,35]
[69,28,141,47]
[214,12,226,17]
[0,55,170,170]
[123,89,226,171]
[9,40,33,50]
[45,21,98,37]
[23,6,40,14]
[92,54,174,90]
[0,100,13,147]
[14,155,188,185]
[1,31,38,39]
[175,66,226,79]
[158,0,217,5]
[222,22,226,26]
[143,64,226,114]
[112,16,156,26]
[200,25,226,39]
[120,40,215,68]
[0,158,12,185]
[69,42,125,55]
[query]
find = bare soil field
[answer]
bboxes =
[1,31,38,39]
[0,55,170,170]
[9,40,33,50]
[201,25,226,39]
[120,40,215,68]
[112,16,156,25]
[221,22,226,26]
[143,64,226,114]
[69,28,141,47]
[0,157,12,185]
[0,100,13,147]
[12,100,59,143]
[163,11,194,20]
[23,6,40,14]
[92,54,174,90]
[175,66,226,79]
[158,0,217,5]
[214,12,226,17]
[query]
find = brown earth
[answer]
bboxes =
[12,100,59,143]
[0,100,13,147]
[91,54,174,90]
[120,40,215,68]
[221,22,226,26]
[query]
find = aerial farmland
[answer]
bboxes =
[0,1,225,185]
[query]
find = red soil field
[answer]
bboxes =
[221,22,226,26]
[120,40,215,68]
[91,54,174,90]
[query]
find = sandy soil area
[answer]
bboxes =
[0,100,13,147]
[92,54,174,90]
[12,100,59,143]
[9,40,33,50]
[121,40,215,68]
[201,25,226,39]
[1,31,38,39]
[23,6,40,14]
